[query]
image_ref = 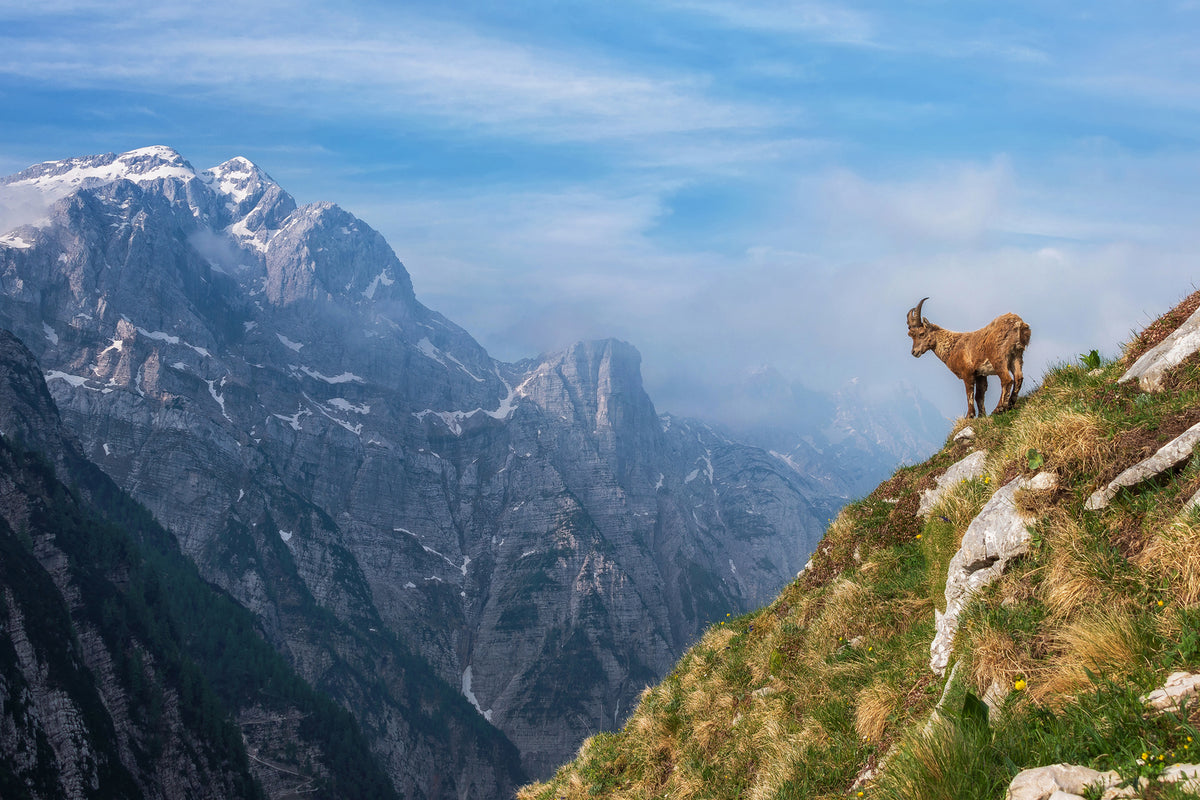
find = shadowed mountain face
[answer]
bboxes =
[0,146,834,779]
[0,329,411,800]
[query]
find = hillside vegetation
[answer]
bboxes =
[520,291,1200,800]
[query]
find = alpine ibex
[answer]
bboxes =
[906,297,1031,418]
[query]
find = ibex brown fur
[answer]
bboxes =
[906,297,1031,418]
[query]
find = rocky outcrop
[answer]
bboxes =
[1084,421,1200,511]
[931,472,1056,675]
[0,146,830,781]
[1141,671,1200,713]
[1119,303,1200,392]
[917,449,988,518]
[1005,763,1133,800]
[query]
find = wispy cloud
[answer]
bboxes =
[0,6,774,145]
[665,0,877,44]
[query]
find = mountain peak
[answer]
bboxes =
[201,156,281,207]
[3,145,197,196]
[264,201,415,306]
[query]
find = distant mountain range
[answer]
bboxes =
[701,365,946,500]
[0,146,940,792]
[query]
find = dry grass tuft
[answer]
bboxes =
[1039,511,1107,621]
[856,679,904,743]
[860,547,902,579]
[964,625,1027,697]
[1032,611,1143,701]
[1136,513,1200,607]
[995,407,1107,483]
[878,717,964,800]
[746,733,809,800]
[932,479,990,535]
[892,592,935,633]
[808,577,873,645]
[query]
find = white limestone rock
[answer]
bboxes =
[1005,763,1119,800]
[1183,486,1200,513]
[1142,671,1200,713]
[1085,421,1200,510]
[930,472,1056,675]
[1160,762,1200,793]
[1120,303,1200,392]
[917,450,989,518]
[1007,761,1200,800]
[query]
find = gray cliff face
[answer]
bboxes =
[0,330,272,799]
[0,146,828,780]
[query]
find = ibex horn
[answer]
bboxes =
[908,297,929,327]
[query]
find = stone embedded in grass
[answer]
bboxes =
[1084,421,1200,510]
[1119,302,1200,392]
[1005,761,1200,799]
[930,472,1056,675]
[954,425,976,442]
[1158,763,1200,793]
[1004,762,1120,800]
[1141,671,1200,713]
[917,449,989,518]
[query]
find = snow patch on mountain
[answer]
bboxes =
[131,324,210,357]
[272,405,311,431]
[201,156,264,207]
[4,146,196,199]
[0,233,33,248]
[45,370,92,388]
[461,666,493,721]
[295,366,363,384]
[363,269,395,300]
[206,378,233,423]
[416,337,487,382]
[414,380,519,435]
[328,398,371,414]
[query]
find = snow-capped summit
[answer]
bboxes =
[202,156,281,212]
[2,145,198,198]
[200,156,296,252]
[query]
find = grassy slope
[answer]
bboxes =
[520,291,1200,800]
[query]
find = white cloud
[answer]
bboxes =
[817,158,1015,246]
[0,7,772,144]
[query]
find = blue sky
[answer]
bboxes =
[2,1,1199,421]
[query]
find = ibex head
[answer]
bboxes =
[907,297,934,357]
